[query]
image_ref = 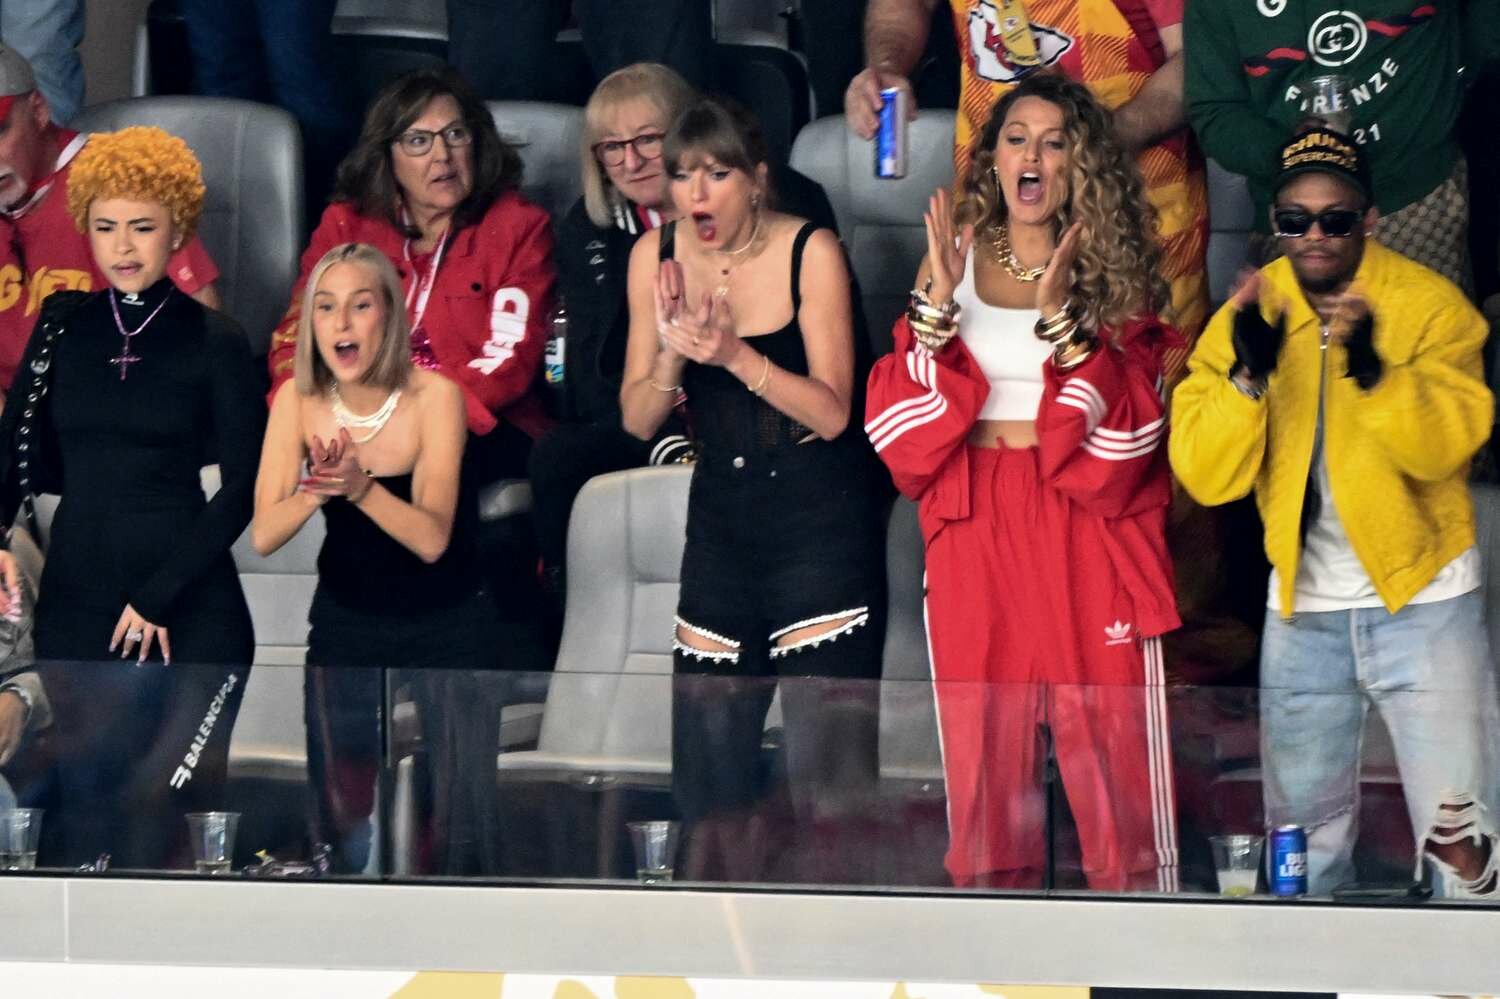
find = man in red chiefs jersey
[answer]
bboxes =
[0,45,221,397]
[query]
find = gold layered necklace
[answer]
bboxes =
[711,210,764,299]
[987,222,1047,282]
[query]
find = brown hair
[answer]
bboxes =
[294,243,412,396]
[662,98,773,203]
[954,73,1170,333]
[334,68,522,237]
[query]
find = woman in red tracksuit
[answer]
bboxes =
[867,74,1181,890]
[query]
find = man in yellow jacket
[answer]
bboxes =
[1171,129,1498,898]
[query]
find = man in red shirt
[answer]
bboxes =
[0,45,221,395]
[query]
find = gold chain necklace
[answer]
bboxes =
[711,211,764,299]
[988,222,1047,283]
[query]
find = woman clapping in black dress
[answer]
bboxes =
[0,126,265,868]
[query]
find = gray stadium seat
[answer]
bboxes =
[205,466,318,781]
[70,97,304,358]
[495,465,692,788]
[487,101,587,221]
[790,111,956,355]
[878,497,943,787]
[1206,159,1257,306]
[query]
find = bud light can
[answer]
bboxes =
[876,86,909,179]
[1269,825,1308,896]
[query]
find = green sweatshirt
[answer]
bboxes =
[1185,1,1493,228]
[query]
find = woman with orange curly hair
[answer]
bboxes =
[866,74,1181,891]
[0,126,265,868]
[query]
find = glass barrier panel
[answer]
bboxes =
[6,660,1497,908]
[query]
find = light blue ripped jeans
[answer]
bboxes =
[1260,590,1500,895]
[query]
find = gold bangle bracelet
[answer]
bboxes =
[1034,317,1076,344]
[649,377,682,393]
[909,288,960,322]
[1053,335,1097,371]
[747,354,772,396]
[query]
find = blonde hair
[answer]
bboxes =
[66,125,205,240]
[954,74,1170,335]
[293,243,412,396]
[581,63,697,227]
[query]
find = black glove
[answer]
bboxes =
[1342,313,1382,389]
[1230,306,1286,380]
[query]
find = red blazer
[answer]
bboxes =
[268,191,556,438]
[866,313,1182,638]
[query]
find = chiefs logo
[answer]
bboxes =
[967,0,1074,84]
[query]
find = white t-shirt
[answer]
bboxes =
[1268,406,1480,612]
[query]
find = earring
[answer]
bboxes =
[750,193,761,208]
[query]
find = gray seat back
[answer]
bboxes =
[878,497,943,782]
[1206,159,1257,306]
[535,465,693,764]
[70,97,304,358]
[487,101,587,221]
[791,111,956,355]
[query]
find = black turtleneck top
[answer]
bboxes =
[0,279,265,657]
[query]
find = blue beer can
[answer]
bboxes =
[875,86,909,179]
[1269,824,1309,896]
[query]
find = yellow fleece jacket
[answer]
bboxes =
[1169,242,1492,616]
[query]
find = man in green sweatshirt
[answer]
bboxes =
[1185,0,1498,295]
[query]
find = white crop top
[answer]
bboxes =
[952,250,1053,421]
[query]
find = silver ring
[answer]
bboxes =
[126,629,144,642]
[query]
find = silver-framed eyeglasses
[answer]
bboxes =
[395,123,473,157]
[593,132,665,167]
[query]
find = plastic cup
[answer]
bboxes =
[1303,74,1353,134]
[186,811,239,875]
[627,820,680,884]
[1210,833,1264,897]
[0,808,42,871]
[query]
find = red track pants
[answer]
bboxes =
[922,444,1179,889]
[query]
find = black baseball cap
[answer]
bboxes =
[1273,126,1373,204]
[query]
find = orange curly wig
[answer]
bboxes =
[65,126,205,239]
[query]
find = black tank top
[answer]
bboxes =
[662,221,838,453]
[317,470,480,614]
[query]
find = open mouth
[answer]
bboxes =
[430,169,458,186]
[1016,171,1044,206]
[692,211,717,242]
[334,340,360,364]
[113,263,141,276]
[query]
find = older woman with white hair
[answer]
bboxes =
[529,64,845,599]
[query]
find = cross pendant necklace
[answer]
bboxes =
[108,287,171,381]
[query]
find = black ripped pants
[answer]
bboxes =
[671,443,885,869]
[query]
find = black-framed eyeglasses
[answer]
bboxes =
[394,123,473,157]
[1272,208,1363,238]
[593,132,665,167]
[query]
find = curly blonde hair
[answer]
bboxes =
[954,74,1169,334]
[66,126,206,240]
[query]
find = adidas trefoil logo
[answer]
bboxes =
[1104,620,1133,646]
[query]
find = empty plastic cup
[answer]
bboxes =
[1210,833,1264,897]
[0,808,42,871]
[627,820,680,884]
[186,811,239,875]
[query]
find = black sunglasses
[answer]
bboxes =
[1272,208,1363,238]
